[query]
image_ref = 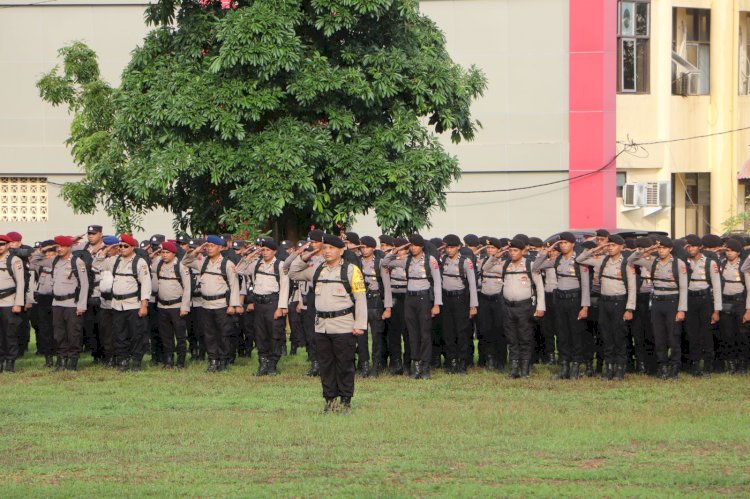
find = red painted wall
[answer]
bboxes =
[569,0,617,229]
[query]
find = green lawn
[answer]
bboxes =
[0,347,748,497]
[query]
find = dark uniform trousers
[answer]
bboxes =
[147,302,163,362]
[83,302,101,358]
[597,296,628,364]
[287,300,304,348]
[316,332,356,399]
[157,308,187,358]
[241,308,255,354]
[17,310,30,355]
[365,294,386,365]
[650,296,681,367]
[584,294,601,365]
[254,298,285,362]
[53,306,84,359]
[503,299,534,361]
[98,308,114,360]
[478,293,504,364]
[191,307,206,355]
[405,294,433,363]
[33,294,55,355]
[303,292,318,362]
[441,291,471,362]
[387,293,410,366]
[0,307,21,361]
[113,309,148,360]
[719,295,748,362]
[554,291,587,363]
[202,307,235,362]
[685,292,714,362]
[541,291,557,359]
[631,293,655,370]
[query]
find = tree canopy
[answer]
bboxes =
[38,0,486,237]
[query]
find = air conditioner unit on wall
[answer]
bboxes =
[622,182,671,207]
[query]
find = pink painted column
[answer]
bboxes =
[569,0,617,229]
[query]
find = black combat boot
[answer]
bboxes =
[5,359,15,373]
[117,358,130,373]
[206,359,219,373]
[447,358,458,374]
[614,364,625,381]
[485,355,496,371]
[570,362,581,379]
[176,353,186,369]
[520,360,531,378]
[605,363,615,380]
[669,363,679,380]
[737,359,748,375]
[163,354,174,370]
[290,345,297,356]
[430,352,441,369]
[557,361,570,380]
[267,359,278,376]
[458,359,468,375]
[217,359,227,372]
[419,361,431,380]
[339,396,352,414]
[44,355,54,368]
[306,360,319,377]
[585,361,594,377]
[67,358,78,372]
[690,360,702,377]
[359,360,370,378]
[53,356,64,372]
[323,398,337,414]
[703,359,713,378]
[509,360,520,379]
[546,352,556,365]
[636,361,647,375]
[105,356,115,368]
[254,357,268,376]
[131,358,143,372]
[410,360,422,379]
[370,360,380,378]
[389,358,403,376]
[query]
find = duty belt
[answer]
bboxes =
[317,306,354,319]
[252,293,279,304]
[157,296,182,306]
[406,290,431,297]
[0,287,15,299]
[479,292,502,302]
[722,293,745,303]
[651,293,678,302]
[688,288,711,298]
[202,292,229,302]
[554,289,581,300]
[365,291,382,300]
[600,294,627,302]
[391,285,407,290]
[503,298,532,307]
[443,289,466,298]
[113,291,140,300]
[54,292,77,301]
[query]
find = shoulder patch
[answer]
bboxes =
[581,267,588,273]
[431,258,438,270]
[466,260,474,270]
[14,261,22,270]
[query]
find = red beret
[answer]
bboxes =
[54,235,74,247]
[0,234,11,243]
[119,234,138,247]
[161,241,178,254]
[6,231,22,242]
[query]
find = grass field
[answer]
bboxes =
[0,346,749,498]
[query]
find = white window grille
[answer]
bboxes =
[0,177,49,222]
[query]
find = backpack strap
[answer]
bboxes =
[599,255,629,292]
[311,261,354,304]
[554,253,580,280]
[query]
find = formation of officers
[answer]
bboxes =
[0,225,748,406]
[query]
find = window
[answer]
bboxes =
[617,1,650,93]
[672,8,710,95]
[740,12,750,95]
[0,177,49,222]
[616,171,627,197]
[673,173,710,236]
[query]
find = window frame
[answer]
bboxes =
[617,0,651,94]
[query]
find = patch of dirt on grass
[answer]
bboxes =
[579,458,606,469]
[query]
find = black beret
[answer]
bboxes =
[343,232,360,245]
[528,237,543,247]
[41,239,56,248]
[636,236,653,248]
[408,234,425,247]
[487,237,502,249]
[745,237,750,246]
[499,237,510,247]
[685,234,702,247]
[480,236,491,245]
[673,238,686,247]
[463,234,479,246]
[308,229,325,242]
[176,233,190,244]
[595,229,610,237]
[581,240,597,250]
[608,234,625,246]
[258,238,277,250]
[378,235,394,246]
[394,237,409,247]
[559,231,576,243]
[701,234,722,248]
[509,238,526,250]
[429,237,444,248]
[322,234,345,248]
[513,233,530,245]
[443,234,462,246]
[655,235,673,248]
[625,238,636,250]
[726,239,743,252]
[360,236,377,248]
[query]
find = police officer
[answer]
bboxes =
[577,235,635,380]
[0,234,25,372]
[439,234,478,374]
[492,238,544,378]
[74,224,104,362]
[360,235,392,377]
[628,236,656,374]
[187,237,206,361]
[182,235,241,372]
[478,237,506,371]
[630,236,687,379]
[535,231,591,379]
[279,240,304,356]
[382,235,442,380]
[720,238,750,374]
[238,238,288,376]
[152,241,191,369]
[94,234,152,372]
[30,240,56,367]
[97,235,120,367]
[384,237,410,375]
[289,235,367,413]
[237,244,260,361]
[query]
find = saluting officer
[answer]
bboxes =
[359,235,392,377]
[0,234,25,372]
[152,241,191,369]
[96,235,121,367]
[289,235,367,414]
[181,235,241,372]
[382,234,442,380]
[478,237,507,371]
[439,234,478,374]
[29,240,56,367]
[721,238,750,374]
[629,236,687,379]
[630,237,656,374]
[383,237,410,375]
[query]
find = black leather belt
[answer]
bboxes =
[407,290,431,297]
[722,293,745,303]
[444,290,466,298]
[113,291,139,300]
[317,307,354,319]
[54,292,77,301]
[157,297,182,306]
[202,293,229,301]
[688,289,711,298]
[652,293,678,302]
[391,285,407,289]
[554,289,581,300]
[366,292,382,300]
[479,292,502,302]
[600,294,627,302]
[503,298,532,307]
[253,293,279,304]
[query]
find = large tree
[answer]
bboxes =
[38,0,486,238]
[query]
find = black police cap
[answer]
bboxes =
[685,234,702,247]
[343,232,360,245]
[360,236,377,248]
[608,234,625,246]
[463,234,479,246]
[701,234,722,248]
[443,234,462,247]
[308,229,325,242]
[528,237,543,247]
[635,236,653,249]
[559,231,576,243]
[595,229,610,237]
[509,238,526,250]
[323,234,345,249]
[408,234,425,247]
[378,235,394,246]
[726,239,743,252]
[394,237,409,247]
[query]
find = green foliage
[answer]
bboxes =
[38,0,486,236]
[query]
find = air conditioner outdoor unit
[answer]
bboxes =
[622,182,671,207]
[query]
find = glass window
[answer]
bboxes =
[672,8,710,95]
[739,12,750,95]
[618,0,650,93]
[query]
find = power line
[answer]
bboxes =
[0,0,59,8]
[448,125,750,194]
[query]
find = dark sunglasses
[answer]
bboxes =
[0,242,7,247]
[118,244,131,248]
